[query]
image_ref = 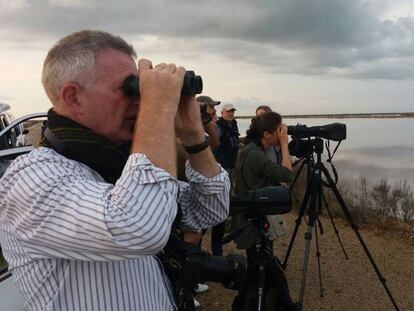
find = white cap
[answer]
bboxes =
[222,103,236,111]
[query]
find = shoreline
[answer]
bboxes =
[236,112,414,119]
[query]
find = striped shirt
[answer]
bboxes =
[0,147,230,311]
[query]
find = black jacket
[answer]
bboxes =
[214,118,240,169]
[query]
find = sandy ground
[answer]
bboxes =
[197,213,414,311]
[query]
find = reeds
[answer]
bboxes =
[291,167,414,226]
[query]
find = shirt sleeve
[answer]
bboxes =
[4,152,178,261]
[178,161,230,230]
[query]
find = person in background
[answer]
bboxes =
[255,105,272,116]
[209,103,240,257]
[175,95,223,307]
[196,95,221,149]
[174,95,223,306]
[255,105,281,163]
[255,106,288,236]
[214,103,240,175]
[0,30,230,311]
[232,111,292,251]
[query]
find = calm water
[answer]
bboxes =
[236,118,414,188]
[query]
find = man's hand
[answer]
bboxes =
[131,59,186,177]
[138,59,186,115]
[175,95,205,146]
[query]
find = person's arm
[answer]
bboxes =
[204,121,220,150]
[5,148,178,262]
[254,148,293,183]
[175,95,221,178]
[131,59,185,178]
[174,126,229,231]
[177,165,230,230]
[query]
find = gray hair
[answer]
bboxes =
[42,30,137,105]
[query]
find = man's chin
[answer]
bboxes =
[110,129,133,145]
[122,131,134,142]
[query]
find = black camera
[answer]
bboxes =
[161,187,291,296]
[161,232,246,293]
[122,70,203,98]
[184,244,247,290]
[162,186,294,309]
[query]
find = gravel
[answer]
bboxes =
[197,213,413,310]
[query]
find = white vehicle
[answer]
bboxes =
[0,109,47,176]
[0,103,24,149]
[0,109,47,310]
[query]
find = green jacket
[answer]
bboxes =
[233,142,293,194]
[232,142,293,249]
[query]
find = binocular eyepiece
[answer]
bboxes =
[122,70,203,98]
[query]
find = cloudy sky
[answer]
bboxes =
[1,0,414,116]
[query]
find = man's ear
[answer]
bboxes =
[60,83,82,111]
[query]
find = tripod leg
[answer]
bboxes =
[257,264,265,311]
[313,180,325,298]
[321,165,400,311]
[298,171,320,309]
[321,190,349,260]
[282,184,312,269]
[314,222,324,297]
[298,222,315,308]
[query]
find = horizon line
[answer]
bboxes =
[236,112,414,119]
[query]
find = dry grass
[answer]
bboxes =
[291,164,414,232]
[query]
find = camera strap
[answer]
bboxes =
[324,140,340,186]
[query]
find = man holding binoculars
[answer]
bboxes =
[0,30,229,311]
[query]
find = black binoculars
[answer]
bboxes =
[122,71,203,98]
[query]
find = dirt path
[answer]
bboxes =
[197,213,414,310]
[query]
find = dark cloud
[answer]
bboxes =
[1,0,414,79]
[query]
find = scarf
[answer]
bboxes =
[39,109,130,184]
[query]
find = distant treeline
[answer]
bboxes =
[236,112,414,119]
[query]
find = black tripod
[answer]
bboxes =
[282,138,400,311]
[224,213,296,311]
